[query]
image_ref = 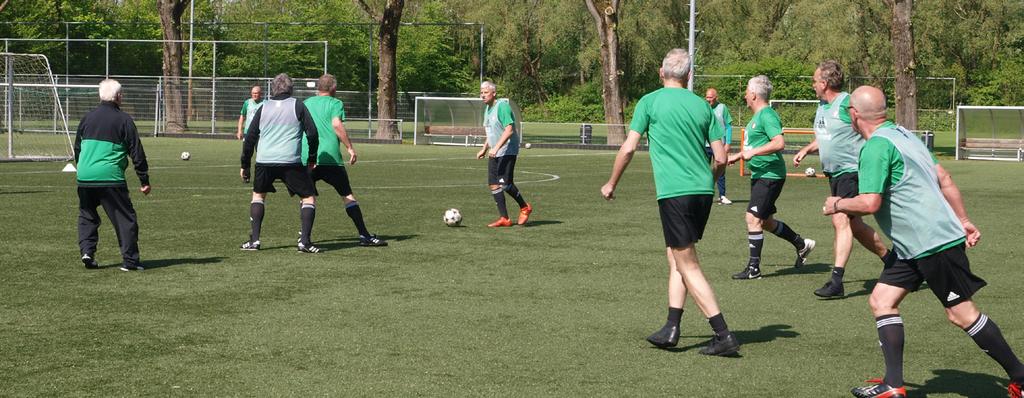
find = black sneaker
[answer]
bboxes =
[297,242,321,253]
[119,264,144,272]
[851,379,906,398]
[358,234,388,247]
[814,281,845,298]
[732,266,761,280]
[240,240,261,251]
[794,238,816,267]
[81,254,99,269]
[699,332,740,356]
[646,324,680,348]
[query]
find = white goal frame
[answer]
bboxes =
[1,53,74,161]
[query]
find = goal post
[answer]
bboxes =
[413,96,522,146]
[955,106,1024,161]
[0,53,74,161]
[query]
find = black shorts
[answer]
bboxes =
[828,172,859,199]
[488,155,517,185]
[253,165,317,197]
[878,243,987,308]
[748,178,785,219]
[311,165,353,197]
[658,194,713,248]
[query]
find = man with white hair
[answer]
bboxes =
[240,73,321,253]
[477,80,532,227]
[74,79,150,271]
[728,75,815,280]
[825,86,1024,398]
[602,49,739,356]
[794,60,890,298]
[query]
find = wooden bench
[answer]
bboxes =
[423,125,487,146]
[959,138,1024,161]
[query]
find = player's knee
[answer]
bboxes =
[868,294,897,314]
[945,302,979,328]
[831,213,851,229]
[343,195,357,204]
[301,196,316,205]
[490,184,505,194]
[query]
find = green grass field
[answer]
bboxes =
[1,138,1022,396]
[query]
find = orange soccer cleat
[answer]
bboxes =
[517,203,533,225]
[488,217,513,227]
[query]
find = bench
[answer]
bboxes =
[959,138,1024,161]
[423,125,487,146]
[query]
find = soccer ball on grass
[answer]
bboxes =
[804,167,816,177]
[180,151,191,161]
[443,208,462,227]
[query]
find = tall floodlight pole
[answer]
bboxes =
[188,1,194,80]
[687,0,696,90]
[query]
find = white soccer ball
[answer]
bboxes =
[180,151,191,161]
[443,208,462,227]
[525,143,532,149]
[804,167,816,177]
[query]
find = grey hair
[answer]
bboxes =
[270,73,293,96]
[316,74,337,92]
[98,79,122,102]
[480,80,497,92]
[660,48,691,81]
[817,60,844,91]
[747,75,773,101]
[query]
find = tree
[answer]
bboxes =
[884,0,917,129]
[158,0,189,133]
[584,0,625,144]
[354,0,405,140]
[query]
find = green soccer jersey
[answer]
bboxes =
[711,102,733,145]
[629,87,724,199]
[858,121,964,259]
[743,107,786,180]
[301,96,346,166]
[484,99,519,157]
[240,98,263,135]
[814,93,862,176]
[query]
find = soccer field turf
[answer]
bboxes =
[1,138,1021,396]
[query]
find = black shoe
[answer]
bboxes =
[297,242,321,253]
[851,379,906,398]
[794,238,816,267]
[699,333,740,356]
[732,266,761,280]
[81,254,99,269]
[119,264,144,272]
[240,240,261,251]
[358,234,388,247]
[646,324,680,348]
[814,280,845,298]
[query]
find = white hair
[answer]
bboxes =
[270,73,293,96]
[98,79,122,102]
[480,80,497,92]
[747,75,773,101]
[661,49,691,81]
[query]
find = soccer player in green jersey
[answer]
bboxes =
[477,81,532,227]
[602,49,739,356]
[794,61,889,298]
[301,74,386,247]
[705,88,733,205]
[728,75,815,280]
[237,85,263,140]
[825,86,1024,398]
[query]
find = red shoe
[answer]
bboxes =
[1010,381,1023,398]
[851,379,906,398]
[488,217,512,227]
[517,203,533,225]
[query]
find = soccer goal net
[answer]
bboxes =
[413,96,522,146]
[955,106,1024,161]
[0,53,74,161]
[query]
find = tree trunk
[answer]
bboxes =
[374,0,404,140]
[158,0,189,133]
[585,0,625,145]
[886,0,917,129]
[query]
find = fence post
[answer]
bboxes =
[154,77,162,137]
[104,39,109,78]
[211,43,217,134]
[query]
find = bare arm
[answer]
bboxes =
[729,134,785,164]
[237,115,245,140]
[710,140,727,181]
[935,164,980,246]
[824,193,882,217]
[332,117,357,165]
[794,139,819,166]
[601,131,643,200]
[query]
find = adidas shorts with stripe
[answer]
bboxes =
[877,243,987,308]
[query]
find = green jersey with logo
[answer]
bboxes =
[302,96,346,166]
[743,107,786,180]
[484,99,519,157]
[240,98,263,135]
[813,93,862,176]
[629,87,724,199]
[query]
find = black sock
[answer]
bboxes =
[505,183,527,207]
[492,187,508,218]
[250,200,265,242]
[876,314,905,387]
[748,231,763,269]
[966,314,1024,382]
[300,203,315,245]
[345,201,371,237]
[708,313,730,337]
[771,220,805,250]
[831,267,846,285]
[666,307,683,328]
